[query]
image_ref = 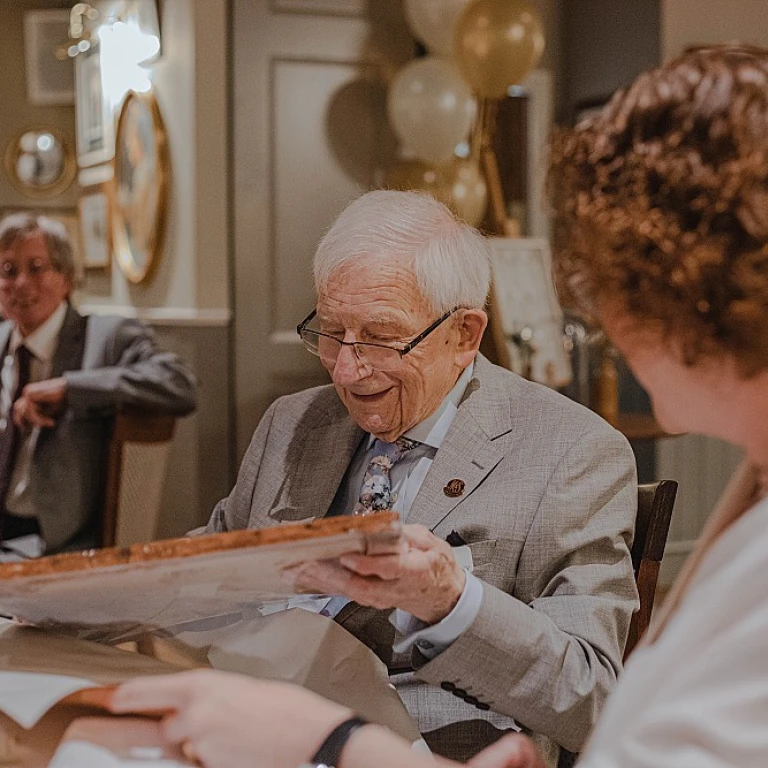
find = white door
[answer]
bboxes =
[232,0,411,455]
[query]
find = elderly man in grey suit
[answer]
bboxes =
[0,213,196,555]
[206,191,637,766]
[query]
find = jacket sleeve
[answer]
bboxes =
[413,423,638,753]
[63,319,197,416]
[205,398,280,533]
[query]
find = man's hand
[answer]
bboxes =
[289,524,466,624]
[13,377,67,429]
[110,670,353,768]
[467,734,547,768]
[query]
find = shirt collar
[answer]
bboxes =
[366,360,475,451]
[10,301,68,363]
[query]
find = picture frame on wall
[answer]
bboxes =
[75,44,114,168]
[488,237,571,390]
[78,190,111,270]
[23,10,75,106]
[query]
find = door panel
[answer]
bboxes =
[233,0,410,456]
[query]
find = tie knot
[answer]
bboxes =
[372,436,418,463]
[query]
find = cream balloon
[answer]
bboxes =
[404,0,473,57]
[388,57,476,165]
[455,0,545,99]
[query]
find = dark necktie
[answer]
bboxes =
[0,345,32,537]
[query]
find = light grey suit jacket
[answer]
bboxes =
[207,355,637,762]
[0,305,197,551]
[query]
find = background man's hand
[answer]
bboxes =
[290,524,466,624]
[467,734,547,768]
[13,377,67,429]
[111,670,352,768]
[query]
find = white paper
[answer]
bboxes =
[50,741,188,768]
[0,671,96,727]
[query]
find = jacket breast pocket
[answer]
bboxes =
[466,538,498,578]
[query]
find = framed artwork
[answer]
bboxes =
[0,207,85,283]
[23,10,75,106]
[78,190,111,270]
[75,44,114,168]
[488,237,571,389]
[111,91,170,284]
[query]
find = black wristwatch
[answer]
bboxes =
[297,716,369,768]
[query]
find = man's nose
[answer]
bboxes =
[331,343,370,386]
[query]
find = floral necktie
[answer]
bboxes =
[354,436,418,515]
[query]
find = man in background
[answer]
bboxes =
[0,213,196,555]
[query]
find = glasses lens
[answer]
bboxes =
[356,344,402,371]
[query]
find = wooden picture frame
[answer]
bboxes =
[75,43,114,168]
[78,189,111,270]
[488,237,571,389]
[23,10,75,106]
[110,91,170,284]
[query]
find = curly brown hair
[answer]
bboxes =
[549,45,768,375]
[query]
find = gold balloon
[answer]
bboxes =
[434,158,488,227]
[384,158,488,228]
[455,0,545,99]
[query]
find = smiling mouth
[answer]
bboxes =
[349,388,392,402]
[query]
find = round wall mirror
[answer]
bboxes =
[111,90,170,284]
[4,128,76,198]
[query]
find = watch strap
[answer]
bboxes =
[309,716,368,768]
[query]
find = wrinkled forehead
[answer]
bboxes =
[318,258,430,316]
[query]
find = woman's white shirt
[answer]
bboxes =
[579,494,768,768]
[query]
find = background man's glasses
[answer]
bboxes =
[0,259,56,281]
[297,308,458,372]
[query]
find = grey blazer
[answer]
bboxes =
[0,305,197,551]
[207,355,637,762]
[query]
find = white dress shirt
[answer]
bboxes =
[579,492,768,768]
[3,301,68,518]
[323,361,484,659]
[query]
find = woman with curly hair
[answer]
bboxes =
[531,43,768,768]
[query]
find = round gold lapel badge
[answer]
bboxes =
[443,478,465,498]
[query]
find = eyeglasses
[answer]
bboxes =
[297,308,459,372]
[0,258,57,282]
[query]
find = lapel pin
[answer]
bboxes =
[443,479,465,498]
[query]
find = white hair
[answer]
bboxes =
[313,190,491,314]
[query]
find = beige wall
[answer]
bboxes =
[0,0,80,210]
[662,0,768,59]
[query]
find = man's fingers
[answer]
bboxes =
[338,553,405,579]
[403,524,443,551]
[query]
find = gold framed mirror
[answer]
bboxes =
[111,90,170,284]
[4,127,76,199]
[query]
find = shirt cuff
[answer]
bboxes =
[390,572,483,659]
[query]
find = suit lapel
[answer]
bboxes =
[268,408,364,523]
[50,305,88,378]
[407,355,518,531]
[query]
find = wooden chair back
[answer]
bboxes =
[101,409,176,548]
[624,479,678,659]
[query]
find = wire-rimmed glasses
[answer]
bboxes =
[296,308,458,372]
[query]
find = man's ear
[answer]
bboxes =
[454,309,488,367]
